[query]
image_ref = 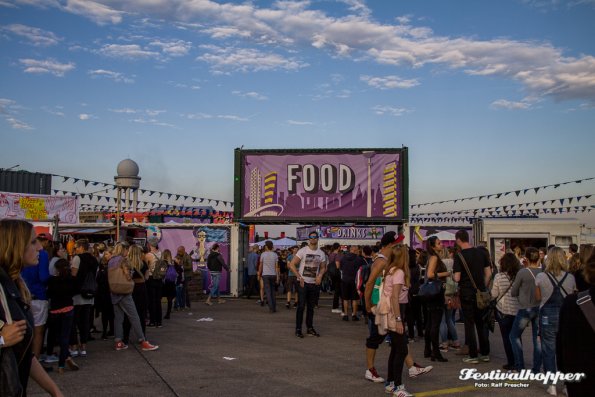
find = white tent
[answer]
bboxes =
[255,237,297,248]
[427,231,457,241]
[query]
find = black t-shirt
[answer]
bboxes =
[340,252,364,283]
[453,247,490,296]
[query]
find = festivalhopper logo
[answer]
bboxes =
[459,369,586,388]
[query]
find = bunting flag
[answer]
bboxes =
[410,177,595,208]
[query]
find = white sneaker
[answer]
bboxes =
[364,368,385,383]
[393,384,414,397]
[408,365,433,378]
[546,385,557,396]
[384,382,396,394]
[331,308,342,314]
[69,350,79,357]
[44,354,59,363]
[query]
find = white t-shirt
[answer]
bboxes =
[296,246,327,284]
[535,271,576,309]
[260,251,278,276]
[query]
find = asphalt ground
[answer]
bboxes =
[29,296,564,397]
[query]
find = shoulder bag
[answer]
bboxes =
[418,258,443,302]
[458,252,491,310]
[108,258,134,295]
[0,283,24,397]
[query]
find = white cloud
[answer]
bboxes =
[88,69,134,83]
[5,116,33,130]
[145,109,166,116]
[13,0,595,103]
[232,90,268,100]
[217,114,248,121]
[63,0,124,25]
[287,120,313,126]
[197,46,307,73]
[0,98,33,130]
[79,113,96,120]
[361,75,420,90]
[490,98,535,110]
[372,105,412,117]
[183,112,248,121]
[131,118,176,128]
[109,107,137,114]
[41,105,65,117]
[19,58,75,76]
[149,40,192,57]
[98,44,159,59]
[3,24,61,46]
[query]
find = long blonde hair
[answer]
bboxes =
[385,244,410,288]
[162,249,173,264]
[127,245,145,274]
[545,246,568,277]
[0,219,33,303]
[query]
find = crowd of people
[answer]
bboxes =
[2,218,594,397]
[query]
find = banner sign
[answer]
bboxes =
[0,191,79,223]
[297,225,385,241]
[236,149,408,223]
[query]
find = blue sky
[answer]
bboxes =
[1,0,595,223]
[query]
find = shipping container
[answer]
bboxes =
[0,170,52,194]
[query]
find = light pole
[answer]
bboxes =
[362,151,375,217]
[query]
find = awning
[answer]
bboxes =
[59,227,115,235]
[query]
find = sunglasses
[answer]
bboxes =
[309,235,318,239]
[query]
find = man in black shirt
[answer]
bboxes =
[453,229,492,364]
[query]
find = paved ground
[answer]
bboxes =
[29,296,560,397]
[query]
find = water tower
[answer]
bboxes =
[114,159,141,240]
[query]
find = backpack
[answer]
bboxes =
[164,264,177,283]
[151,253,167,280]
[76,253,98,299]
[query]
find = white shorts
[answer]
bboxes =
[31,299,49,326]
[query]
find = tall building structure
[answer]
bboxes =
[263,172,278,205]
[382,161,398,217]
[249,168,262,213]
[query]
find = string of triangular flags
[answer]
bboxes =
[411,194,594,216]
[50,174,233,208]
[410,177,595,208]
[411,206,593,224]
[53,189,230,211]
[77,203,233,217]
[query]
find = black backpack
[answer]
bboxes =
[151,253,168,280]
[77,253,98,299]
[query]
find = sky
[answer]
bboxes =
[1,0,595,225]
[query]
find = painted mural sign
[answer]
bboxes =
[152,226,231,294]
[297,225,385,240]
[236,149,408,222]
[0,191,79,223]
[410,226,473,250]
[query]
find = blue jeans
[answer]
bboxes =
[262,275,277,312]
[510,307,542,372]
[496,312,516,366]
[175,285,185,309]
[210,272,221,298]
[440,307,458,343]
[540,304,559,374]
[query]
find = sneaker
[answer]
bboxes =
[44,354,59,364]
[408,365,433,378]
[352,315,360,321]
[295,330,304,338]
[342,315,349,321]
[439,343,449,353]
[286,302,290,309]
[156,324,163,328]
[140,340,159,351]
[218,299,226,304]
[69,349,79,357]
[449,342,461,350]
[479,355,490,362]
[384,381,396,393]
[115,341,128,351]
[462,356,480,364]
[293,302,297,308]
[79,350,87,357]
[546,385,557,396]
[39,354,48,362]
[307,328,320,337]
[365,367,385,383]
[205,301,213,306]
[393,385,413,397]
[331,308,342,314]
[66,357,79,371]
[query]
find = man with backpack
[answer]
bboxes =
[146,236,166,327]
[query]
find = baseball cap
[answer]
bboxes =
[380,231,405,247]
[147,236,159,247]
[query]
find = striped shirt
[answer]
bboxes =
[491,273,520,316]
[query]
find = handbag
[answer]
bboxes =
[483,275,515,332]
[418,277,443,301]
[0,283,24,397]
[458,252,491,310]
[108,258,134,295]
[446,294,461,310]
